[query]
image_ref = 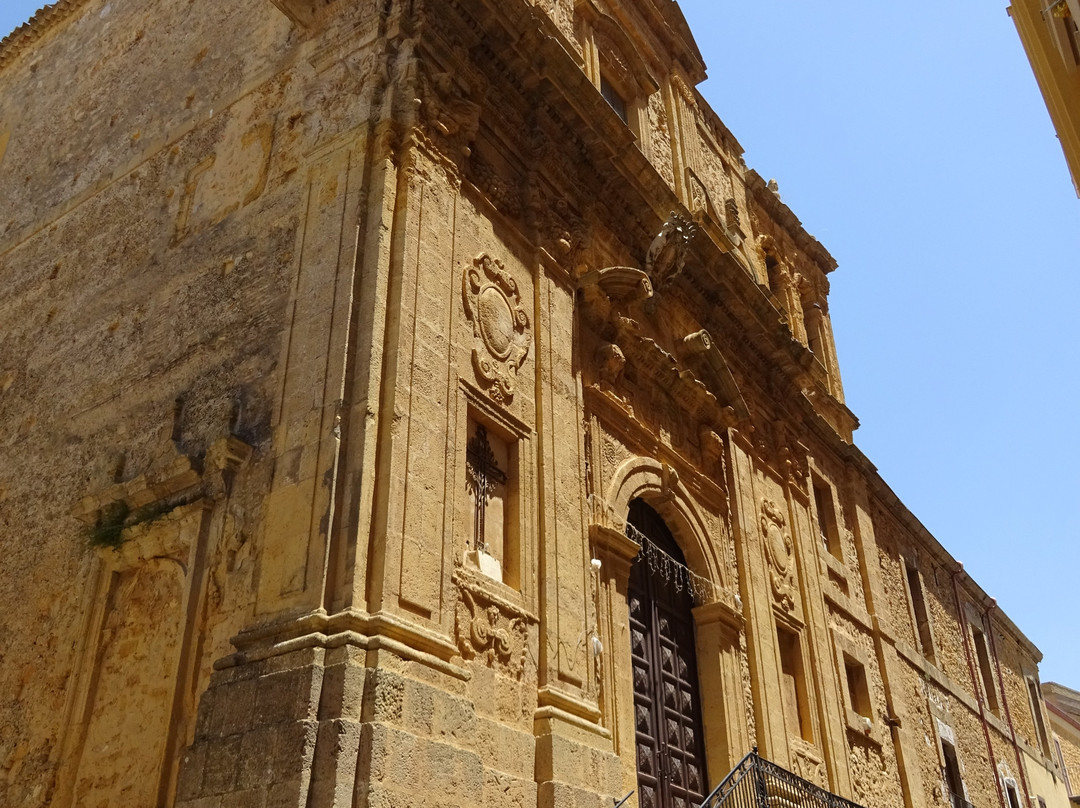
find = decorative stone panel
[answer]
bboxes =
[462,253,531,404]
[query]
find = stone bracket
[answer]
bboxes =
[268,0,335,28]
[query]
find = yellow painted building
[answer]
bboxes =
[1009,0,1080,193]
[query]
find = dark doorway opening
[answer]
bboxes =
[627,498,709,808]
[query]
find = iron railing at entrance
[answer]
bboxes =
[700,749,866,808]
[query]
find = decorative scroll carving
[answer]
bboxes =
[536,193,587,264]
[454,583,528,675]
[686,169,744,258]
[646,211,697,285]
[681,329,749,424]
[724,198,741,231]
[671,73,699,112]
[469,150,523,218]
[791,742,828,790]
[687,170,717,226]
[463,253,531,403]
[760,498,796,612]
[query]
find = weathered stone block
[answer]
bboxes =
[271,719,319,784]
[221,788,268,808]
[177,742,209,802]
[265,779,305,808]
[203,735,243,796]
[237,726,276,792]
[365,669,405,724]
[219,676,258,737]
[176,797,224,808]
[483,769,537,808]
[253,669,316,728]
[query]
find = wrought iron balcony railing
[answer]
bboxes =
[700,749,866,808]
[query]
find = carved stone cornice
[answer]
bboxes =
[72,437,253,530]
[225,606,469,679]
[692,598,745,634]
[588,522,641,564]
[0,0,90,71]
[747,170,838,277]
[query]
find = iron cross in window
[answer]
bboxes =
[466,424,507,554]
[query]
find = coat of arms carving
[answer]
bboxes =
[463,253,531,403]
[760,498,796,612]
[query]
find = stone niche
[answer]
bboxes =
[56,503,208,808]
[54,443,249,808]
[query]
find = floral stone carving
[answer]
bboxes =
[455,585,528,675]
[760,498,796,612]
[463,253,530,403]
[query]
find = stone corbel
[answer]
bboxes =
[576,265,653,303]
[680,329,750,425]
[588,522,641,565]
[693,596,745,634]
[660,462,680,501]
[268,0,333,28]
[418,66,483,162]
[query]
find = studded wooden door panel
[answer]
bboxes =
[628,500,709,808]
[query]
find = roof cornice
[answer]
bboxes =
[0,1,91,72]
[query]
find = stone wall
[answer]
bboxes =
[0,2,1068,808]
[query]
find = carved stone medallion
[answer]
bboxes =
[463,253,530,403]
[760,498,796,611]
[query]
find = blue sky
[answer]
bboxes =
[2,3,1077,683]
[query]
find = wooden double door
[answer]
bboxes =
[627,499,709,808]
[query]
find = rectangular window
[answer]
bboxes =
[1056,738,1073,795]
[778,626,813,743]
[812,476,841,559]
[600,75,629,124]
[905,560,936,663]
[1005,781,1022,808]
[465,417,520,587]
[1028,678,1052,757]
[845,654,872,719]
[971,625,1000,715]
[942,740,965,808]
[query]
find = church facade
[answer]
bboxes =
[0,2,1069,808]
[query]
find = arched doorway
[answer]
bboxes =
[626,498,709,808]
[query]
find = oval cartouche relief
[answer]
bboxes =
[760,498,796,612]
[462,253,531,403]
[478,286,515,359]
